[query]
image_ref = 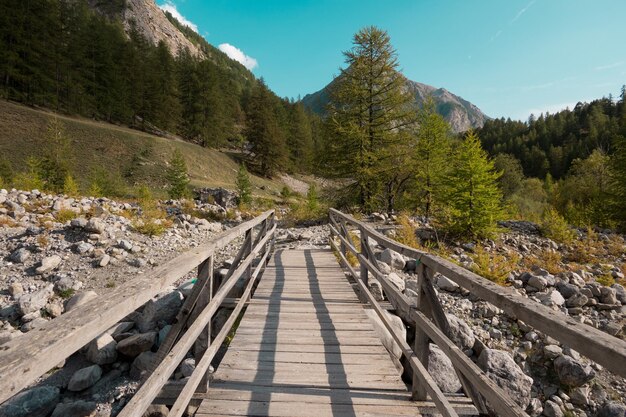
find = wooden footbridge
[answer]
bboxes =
[1,209,625,417]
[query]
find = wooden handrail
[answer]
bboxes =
[0,210,275,406]
[329,208,626,379]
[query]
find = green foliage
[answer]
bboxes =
[506,178,549,221]
[38,118,73,192]
[56,288,75,299]
[0,157,13,186]
[13,157,44,191]
[55,209,78,223]
[63,174,79,196]
[306,184,319,211]
[596,274,615,287]
[470,246,519,286]
[88,167,126,198]
[540,208,575,244]
[325,26,416,212]
[441,131,503,239]
[395,214,419,248]
[280,186,292,200]
[166,149,190,199]
[236,163,252,206]
[132,185,170,236]
[493,153,524,198]
[610,119,626,229]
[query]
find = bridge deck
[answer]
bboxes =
[197,249,471,417]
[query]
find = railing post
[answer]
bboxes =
[412,262,430,400]
[359,226,368,288]
[194,255,213,393]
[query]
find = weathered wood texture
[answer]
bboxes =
[198,249,473,417]
[329,208,626,379]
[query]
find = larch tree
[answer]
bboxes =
[166,149,190,199]
[442,130,503,239]
[326,26,415,212]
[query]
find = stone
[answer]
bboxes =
[65,290,98,311]
[116,332,156,357]
[180,357,196,377]
[380,248,405,270]
[10,248,30,263]
[0,386,60,417]
[386,272,405,292]
[17,284,54,315]
[436,274,459,292]
[528,275,548,291]
[566,293,588,308]
[527,398,543,417]
[556,282,579,299]
[553,355,595,387]
[131,351,156,380]
[45,301,64,318]
[598,402,626,417]
[543,400,564,417]
[51,400,98,417]
[54,276,81,293]
[543,345,563,359]
[446,313,475,350]
[137,290,184,332]
[8,282,24,297]
[600,287,618,304]
[118,239,133,251]
[428,344,462,393]
[35,255,62,274]
[70,217,88,228]
[74,242,94,255]
[21,317,48,332]
[143,404,170,417]
[569,386,590,406]
[85,218,105,234]
[67,365,102,391]
[537,289,565,307]
[376,261,391,275]
[96,254,110,267]
[86,333,118,365]
[364,309,405,372]
[477,348,533,409]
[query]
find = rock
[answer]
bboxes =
[376,261,391,275]
[0,386,60,417]
[527,398,543,417]
[74,242,93,255]
[86,333,118,365]
[556,282,579,299]
[180,357,196,377]
[70,217,88,228]
[85,218,105,234]
[67,365,102,391]
[386,272,405,292]
[543,400,564,417]
[528,275,548,291]
[116,332,157,357]
[118,239,133,251]
[35,255,62,274]
[598,402,626,417]
[8,282,24,297]
[64,291,97,313]
[566,293,588,308]
[21,317,48,332]
[436,274,459,292]
[131,351,156,380]
[54,276,81,293]
[17,284,54,315]
[477,348,533,409]
[553,355,595,387]
[96,254,110,267]
[537,289,565,307]
[128,258,147,268]
[600,287,618,304]
[143,404,170,417]
[542,345,563,359]
[10,248,30,263]
[51,400,98,417]
[364,309,405,372]
[137,290,184,332]
[569,386,590,406]
[446,313,475,350]
[368,279,384,301]
[45,300,64,318]
[380,248,405,270]
[428,344,462,393]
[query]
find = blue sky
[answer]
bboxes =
[159,0,626,121]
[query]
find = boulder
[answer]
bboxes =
[428,344,462,393]
[537,289,565,307]
[598,402,626,417]
[364,309,405,372]
[21,317,48,332]
[528,275,548,291]
[85,333,118,365]
[137,290,184,332]
[436,274,459,292]
[116,332,157,357]
[380,249,405,270]
[84,218,105,234]
[477,348,533,409]
[74,242,93,255]
[0,386,60,417]
[543,400,564,417]
[131,351,156,380]
[600,287,618,305]
[51,400,98,417]
[566,293,588,308]
[180,358,196,378]
[67,365,102,391]
[17,284,54,315]
[386,272,405,292]
[446,313,475,350]
[10,248,30,263]
[553,355,595,387]
[35,255,62,275]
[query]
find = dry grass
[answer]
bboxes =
[522,249,565,274]
[395,213,419,248]
[54,209,78,223]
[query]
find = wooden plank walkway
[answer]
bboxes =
[197,249,473,417]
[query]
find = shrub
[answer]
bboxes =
[521,249,564,274]
[306,184,319,211]
[470,246,519,286]
[0,157,14,186]
[395,213,419,248]
[13,157,44,191]
[280,186,292,200]
[55,209,78,223]
[596,274,615,287]
[131,185,171,236]
[236,163,252,206]
[89,167,126,198]
[166,149,190,199]
[540,208,574,244]
[63,174,79,196]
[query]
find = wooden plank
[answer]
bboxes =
[220,351,399,365]
[192,255,214,393]
[219,361,400,376]
[117,224,276,417]
[224,343,391,355]
[228,335,384,346]
[0,210,275,404]
[235,322,374,331]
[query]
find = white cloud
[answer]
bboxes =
[594,61,623,71]
[158,2,198,33]
[511,0,537,24]
[218,43,258,70]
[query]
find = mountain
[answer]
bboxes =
[301,77,488,133]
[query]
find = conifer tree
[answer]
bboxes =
[166,149,190,199]
[442,131,503,238]
[287,102,314,172]
[236,163,252,206]
[39,118,72,192]
[611,87,626,228]
[326,26,415,212]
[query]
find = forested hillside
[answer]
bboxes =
[0,0,319,176]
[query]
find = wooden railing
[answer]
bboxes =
[329,208,626,417]
[0,210,276,417]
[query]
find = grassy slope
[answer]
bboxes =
[0,100,283,198]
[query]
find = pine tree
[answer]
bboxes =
[611,88,626,228]
[287,102,314,172]
[39,118,72,192]
[326,26,415,212]
[411,98,451,217]
[442,131,503,238]
[166,149,190,199]
[236,163,252,206]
